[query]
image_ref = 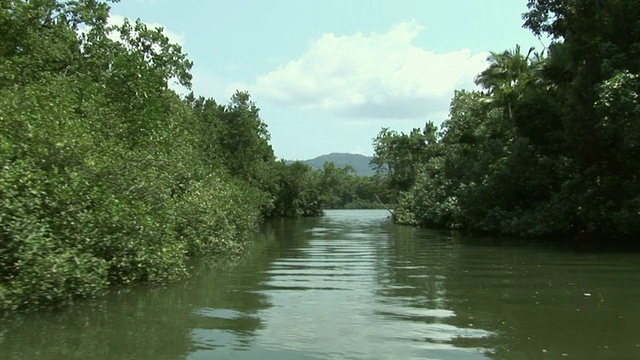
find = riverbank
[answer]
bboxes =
[0,0,325,314]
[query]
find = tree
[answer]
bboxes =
[371,122,440,201]
[0,0,279,312]
[269,161,323,217]
[523,0,640,237]
[318,162,356,208]
[475,45,540,127]
[214,91,275,181]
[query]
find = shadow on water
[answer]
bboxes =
[0,225,285,360]
[0,280,201,360]
[385,224,640,359]
[449,230,640,254]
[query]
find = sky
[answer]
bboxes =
[109,0,548,160]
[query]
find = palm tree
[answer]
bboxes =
[474,45,538,121]
[539,42,573,89]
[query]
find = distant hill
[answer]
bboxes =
[289,153,377,177]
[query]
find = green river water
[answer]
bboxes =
[1,209,639,359]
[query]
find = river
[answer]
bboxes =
[1,209,639,359]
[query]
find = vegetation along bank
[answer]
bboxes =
[0,0,329,313]
[372,0,640,240]
[2,0,639,313]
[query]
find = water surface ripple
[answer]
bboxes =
[2,210,640,359]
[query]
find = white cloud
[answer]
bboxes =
[253,20,488,120]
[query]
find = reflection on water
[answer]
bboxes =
[245,210,492,360]
[1,210,640,359]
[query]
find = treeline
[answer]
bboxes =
[270,161,387,211]
[315,162,387,210]
[0,1,324,312]
[373,0,640,239]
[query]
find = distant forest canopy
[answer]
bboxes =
[372,0,640,239]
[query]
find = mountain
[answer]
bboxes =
[290,153,377,177]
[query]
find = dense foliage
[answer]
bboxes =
[0,0,325,312]
[374,0,640,239]
[317,162,387,209]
